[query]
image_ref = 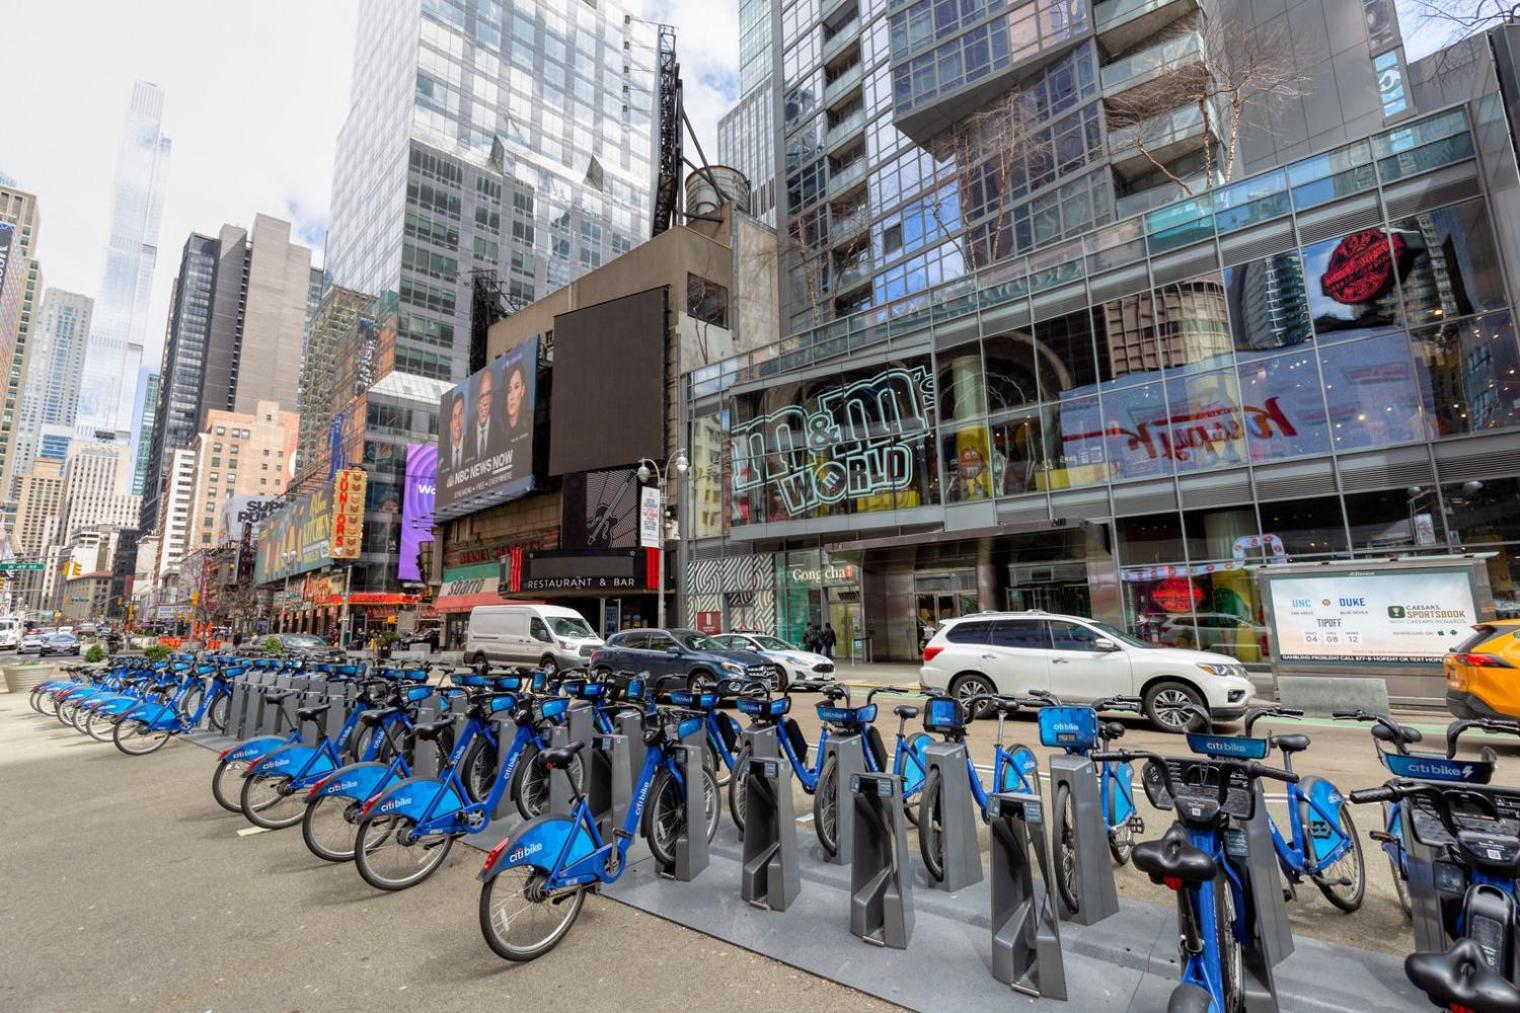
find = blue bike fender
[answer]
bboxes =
[248,744,335,782]
[479,813,595,881]
[1111,760,1137,823]
[998,747,1039,792]
[902,734,931,794]
[221,737,288,765]
[1299,775,1347,864]
[366,777,465,824]
[311,761,392,802]
[130,701,179,728]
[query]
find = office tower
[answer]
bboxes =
[184,401,299,552]
[131,371,160,496]
[152,447,197,591]
[716,0,777,224]
[76,80,171,442]
[11,458,66,612]
[303,266,325,357]
[0,184,44,514]
[141,216,314,533]
[296,285,372,479]
[10,289,92,497]
[60,441,138,542]
[325,0,659,383]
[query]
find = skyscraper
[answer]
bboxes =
[140,216,314,533]
[11,289,93,498]
[76,80,171,445]
[131,371,160,496]
[325,0,659,383]
[0,184,44,518]
[716,0,776,224]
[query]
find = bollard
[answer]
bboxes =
[740,754,800,911]
[617,708,649,804]
[662,720,710,881]
[848,771,913,948]
[988,792,1066,999]
[588,732,632,838]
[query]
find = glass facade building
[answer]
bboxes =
[326,0,659,384]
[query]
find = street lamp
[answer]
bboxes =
[636,450,688,629]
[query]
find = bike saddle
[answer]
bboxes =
[540,741,585,769]
[1372,722,1423,746]
[296,703,332,723]
[1102,721,1126,742]
[357,708,394,727]
[413,717,455,741]
[1406,939,1520,1013]
[265,689,297,703]
[1133,825,1217,888]
[1269,733,1310,754]
[894,704,919,719]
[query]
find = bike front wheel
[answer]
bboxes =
[728,745,751,834]
[1312,805,1366,913]
[1055,783,1080,915]
[241,774,306,830]
[207,693,231,734]
[212,758,247,812]
[479,866,585,961]
[514,744,585,820]
[917,768,945,881]
[646,765,720,866]
[354,814,454,891]
[113,718,171,756]
[813,756,839,856]
[303,794,360,862]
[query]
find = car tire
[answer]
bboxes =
[773,666,789,693]
[1142,680,1207,733]
[471,652,489,667]
[688,670,716,694]
[539,656,558,677]
[949,673,997,719]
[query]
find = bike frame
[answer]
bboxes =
[1176,824,1251,1008]
[774,721,831,792]
[1098,758,1137,834]
[412,711,553,835]
[1266,780,1354,881]
[965,744,1037,817]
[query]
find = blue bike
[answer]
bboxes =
[918,693,1038,882]
[1098,739,1297,1013]
[112,660,248,755]
[476,682,715,961]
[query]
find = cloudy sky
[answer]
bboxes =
[0,0,1459,376]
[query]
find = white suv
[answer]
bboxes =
[919,611,1254,732]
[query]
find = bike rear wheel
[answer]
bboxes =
[38,688,60,717]
[57,697,81,728]
[303,794,360,862]
[479,866,585,961]
[207,693,231,734]
[1389,848,1411,918]
[212,758,247,812]
[84,706,116,742]
[461,738,499,804]
[706,738,732,789]
[917,768,946,881]
[113,717,172,755]
[241,774,306,829]
[354,814,454,891]
[1055,783,1080,914]
[70,701,93,733]
[813,756,839,856]
[178,685,205,727]
[1312,805,1365,913]
[514,744,585,820]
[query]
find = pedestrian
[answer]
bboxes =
[802,623,819,653]
[821,622,837,660]
[232,630,243,650]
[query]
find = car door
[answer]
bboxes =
[605,632,645,672]
[642,630,680,681]
[526,616,555,665]
[1046,619,1133,702]
[980,619,1053,696]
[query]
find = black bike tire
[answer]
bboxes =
[513,744,586,821]
[1055,783,1080,915]
[646,767,685,867]
[302,794,358,862]
[1216,876,1243,1012]
[917,768,945,881]
[1389,848,1412,918]
[1312,805,1366,913]
[706,738,732,789]
[478,868,585,961]
[813,755,839,856]
[354,814,455,891]
[460,738,499,804]
[241,773,305,830]
[208,693,231,734]
[113,716,171,755]
[728,744,751,834]
[211,758,246,812]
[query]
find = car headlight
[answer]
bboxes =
[1195,662,1237,678]
[720,661,745,675]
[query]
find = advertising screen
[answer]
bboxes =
[436,336,538,519]
[254,486,335,584]
[0,222,14,299]
[1266,569,1478,665]
[218,496,284,544]
[400,443,437,582]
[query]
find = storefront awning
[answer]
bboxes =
[436,590,507,613]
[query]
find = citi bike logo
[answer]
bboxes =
[1406,761,1475,778]
[507,841,543,863]
[381,795,412,812]
[633,778,652,818]
[332,779,358,794]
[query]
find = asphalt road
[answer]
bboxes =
[0,691,895,1013]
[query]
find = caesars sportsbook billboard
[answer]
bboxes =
[436,336,537,521]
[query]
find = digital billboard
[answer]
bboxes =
[436,336,538,520]
[549,288,666,476]
[400,443,437,582]
[1265,569,1478,665]
[0,222,14,300]
[331,467,367,559]
[254,486,335,584]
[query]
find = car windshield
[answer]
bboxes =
[674,630,721,651]
[549,617,595,639]
[1087,621,1154,649]
[283,635,326,648]
[752,635,796,651]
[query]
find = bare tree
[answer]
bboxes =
[1107,15,1311,193]
[1404,0,1520,37]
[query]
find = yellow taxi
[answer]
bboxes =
[1445,620,1520,719]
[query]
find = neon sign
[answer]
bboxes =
[733,365,935,516]
[1321,230,1404,305]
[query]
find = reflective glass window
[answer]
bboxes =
[1234,350,1331,462]
[989,410,1043,495]
[1033,309,1100,399]
[1093,292,1158,388]
[1318,330,1428,449]
[1099,381,1173,481]
[1044,395,1104,487]
[983,330,1040,412]
[942,424,996,501]
[1155,274,1232,373]
[1163,369,1248,473]
[1391,200,1508,328]
[1223,253,1313,357]
[936,345,986,420]
[1413,311,1520,436]
[1301,230,1402,339]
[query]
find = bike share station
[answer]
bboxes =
[169,664,1431,1011]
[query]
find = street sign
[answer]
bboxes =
[0,561,45,571]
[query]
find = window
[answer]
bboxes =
[1301,230,1401,339]
[988,619,1051,649]
[1048,620,1102,651]
[529,617,552,642]
[1391,201,1508,327]
[687,275,730,328]
[1319,330,1427,450]
[1234,350,1331,462]
[1223,254,1312,357]
[945,620,991,644]
[1414,311,1520,436]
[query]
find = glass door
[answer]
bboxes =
[826,587,862,662]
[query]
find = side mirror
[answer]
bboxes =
[665,645,682,656]
[1094,638,1119,652]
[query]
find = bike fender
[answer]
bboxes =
[130,701,179,728]
[1299,775,1347,863]
[902,733,931,794]
[1111,760,1137,822]
[222,737,288,765]
[311,761,393,802]
[998,746,1039,792]
[247,743,317,778]
[367,777,464,824]
[479,813,594,880]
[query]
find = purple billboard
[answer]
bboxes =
[400,443,437,582]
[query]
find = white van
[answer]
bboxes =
[0,615,20,650]
[465,604,603,674]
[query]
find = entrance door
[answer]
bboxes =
[915,590,978,647]
[826,587,862,662]
[1006,562,1091,616]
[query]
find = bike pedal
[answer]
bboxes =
[1369,830,1398,845]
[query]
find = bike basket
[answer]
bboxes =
[1038,707,1099,750]
[676,715,703,741]
[922,696,964,734]
[625,677,646,701]
[1381,751,1494,783]
[737,696,790,719]
[1145,757,1255,821]
[817,703,876,726]
[539,697,568,721]
[456,673,488,687]
[405,686,433,704]
[577,682,606,700]
[1186,734,1270,760]
[495,676,524,692]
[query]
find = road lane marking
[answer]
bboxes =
[237,826,273,837]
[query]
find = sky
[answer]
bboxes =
[1,0,738,377]
[0,0,1469,379]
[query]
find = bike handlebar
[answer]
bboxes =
[1447,718,1520,759]
[1091,749,1298,813]
[1243,705,1305,736]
